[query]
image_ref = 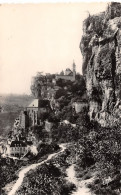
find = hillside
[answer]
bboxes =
[0,94,33,137]
[0,94,33,111]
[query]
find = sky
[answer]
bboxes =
[0,2,108,94]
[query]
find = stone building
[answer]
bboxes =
[10,140,28,158]
[19,111,29,130]
[26,99,51,126]
[56,61,76,81]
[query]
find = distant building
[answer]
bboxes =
[26,99,51,126]
[56,61,76,81]
[10,140,28,158]
[8,134,33,158]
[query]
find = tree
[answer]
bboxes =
[31,125,44,141]
[39,112,49,122]
[55,89,67,99]
[71,77,86,96]
[30,73,47,98]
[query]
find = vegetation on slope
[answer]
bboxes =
[17,151,76,195]
[29,66,121,194]
[1,143,60,194]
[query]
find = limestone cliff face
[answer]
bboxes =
[80,3,121,127]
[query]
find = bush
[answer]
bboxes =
[61,182,76,195]
[83,172,92,180]
[86,183,93,189]
[94,178,100,184]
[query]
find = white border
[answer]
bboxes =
[0,0,121,4]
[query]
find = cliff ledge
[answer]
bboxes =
[80,2,121,127]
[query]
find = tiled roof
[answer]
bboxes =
[10,141,27,147]
[27,99,39,108]
[19,136,27,141]
[67,72,73,76]
[27,99,50,108]
[65,68,71,71]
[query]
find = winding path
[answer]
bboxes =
[8,144,66,195]
[66,164,93,195]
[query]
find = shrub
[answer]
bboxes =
[86,183,93,189]
[83,172,92,180]
[61,182,76,195]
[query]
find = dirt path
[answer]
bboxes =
[4,144,66,195]
[66,164,94,195]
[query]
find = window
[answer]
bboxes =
[92,112,96,119]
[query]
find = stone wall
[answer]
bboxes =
[74,102,88,113]
[55,75,75,81]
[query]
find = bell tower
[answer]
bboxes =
[73,60,76,80]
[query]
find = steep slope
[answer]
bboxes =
[80,2,121,127]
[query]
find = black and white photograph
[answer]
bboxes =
[0,1,121,194]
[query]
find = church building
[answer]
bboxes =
[26,99,50,126]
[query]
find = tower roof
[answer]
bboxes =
[65,68,71,71]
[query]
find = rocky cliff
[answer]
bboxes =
[80,2,121,127]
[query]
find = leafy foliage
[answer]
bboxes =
[106,2,121,20]
[31,73,55,98]
[17,153,75,195]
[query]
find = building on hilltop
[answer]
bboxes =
[56,61,76,81]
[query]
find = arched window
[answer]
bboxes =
[92,112,96,119]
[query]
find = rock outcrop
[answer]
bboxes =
[80,3,121,127]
